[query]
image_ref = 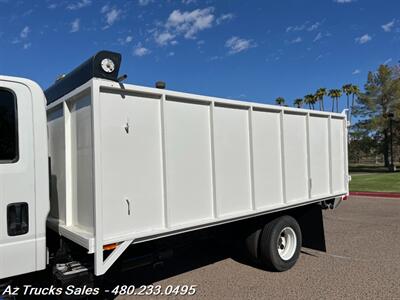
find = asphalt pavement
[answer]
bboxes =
[117,196,400,300]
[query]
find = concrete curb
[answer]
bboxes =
[350,191,400,198]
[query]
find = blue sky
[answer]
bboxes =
[0,0,399,109]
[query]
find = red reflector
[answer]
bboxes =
[341,195,348,201]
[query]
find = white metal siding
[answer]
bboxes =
[48,92,95,233]
[46,79,348,276]
[99,92,164,240]
[251,110,284,208]
[331,118,346,193]
[69,95,94,232]
[48,108,66,223]
[283,113,309,203]
[213,106,252,217]
[309,116,330,197]
[164,100,214,226]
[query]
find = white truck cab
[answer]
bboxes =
[0,76,49,279]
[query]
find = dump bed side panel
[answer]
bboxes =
[45,79,347,276]
[213,105,252,216]
[252,110,284,209]
[331,117,346,193]
[48,107,66,223]
[309,115,330,198]
[164,100,214,225]
[283,113,309,203]
[98,90,164,240]
[69,93,94,232]
[48,90,94,233]
[95,84,347,244]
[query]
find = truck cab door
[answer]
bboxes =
[0,78,45,279]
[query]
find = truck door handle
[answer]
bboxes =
[7,202,29,236]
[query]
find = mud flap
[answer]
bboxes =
[244,228,262,261]
[295,204,326,252]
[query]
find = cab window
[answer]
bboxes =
[0,89,18,162]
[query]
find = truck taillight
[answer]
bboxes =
[341,195,348,201]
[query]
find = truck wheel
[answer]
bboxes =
[259,215,302,271]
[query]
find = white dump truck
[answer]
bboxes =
[0,51,349,290]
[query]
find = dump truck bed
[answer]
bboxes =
[46,78,348,275]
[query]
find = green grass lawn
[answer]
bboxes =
[350,171,400,192]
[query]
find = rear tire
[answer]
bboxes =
[259,215,302,272]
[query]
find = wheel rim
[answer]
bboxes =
[277,227,297,261]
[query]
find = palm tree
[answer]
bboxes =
[304,94,314,109]
[293,98,303,108]
[275,97,285,106]
[315,88,327,111]
[335,89,342,112]
[349,85,360,123]
[328,89,336,112]
[342,84,352,109]
[342,84,352,118]
[328,89,343,113]
[312,94,319,110]
[350,85,360,108]
[314,92,321,110]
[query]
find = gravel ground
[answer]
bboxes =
[114,196,400,300]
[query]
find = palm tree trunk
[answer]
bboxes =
[331,98,334,112]
[321,98,324,111]
[350,94,355,123]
